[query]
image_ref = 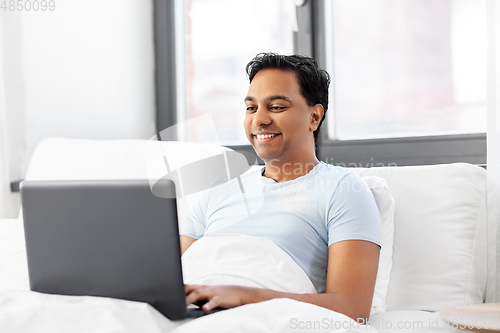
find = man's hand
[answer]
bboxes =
[185,284,254,311]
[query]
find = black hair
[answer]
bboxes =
[245,52,331,143]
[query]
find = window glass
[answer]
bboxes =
[178,0,295,144]
[325,0,487,140]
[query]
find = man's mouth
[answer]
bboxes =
[253,133,280,142]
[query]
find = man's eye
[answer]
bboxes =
[246,106,256,112]
[270,106,286,111]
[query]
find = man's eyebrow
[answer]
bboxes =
[244,95,292,103]
[268,95,292,103]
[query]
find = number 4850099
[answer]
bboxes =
[1,0,55,11]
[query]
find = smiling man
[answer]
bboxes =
[180,53,381,322]
[244,67,321,181]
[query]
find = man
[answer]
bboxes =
[180,53,381,322]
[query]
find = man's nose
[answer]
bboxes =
[252,107,272,127]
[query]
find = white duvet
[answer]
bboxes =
[173,234,376,333]
[0,220,380,332]
[1,220,452,332]
[181,233,318,294]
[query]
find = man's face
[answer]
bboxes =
[244,69,319,164]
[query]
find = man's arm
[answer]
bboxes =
[180,235,197,255]
[185,239,380,322]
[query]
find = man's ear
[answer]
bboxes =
[310,104,324,131]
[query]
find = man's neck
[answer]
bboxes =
[263,157,320,183]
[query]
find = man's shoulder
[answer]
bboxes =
[310,162,370,196]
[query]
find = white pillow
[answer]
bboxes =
[361,176,395,316]
[23,138,244,224]
[351,163,487,312]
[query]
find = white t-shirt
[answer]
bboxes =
[180,162,381,293]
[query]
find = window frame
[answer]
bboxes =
[153,0,487,167]
[153,0,179,138]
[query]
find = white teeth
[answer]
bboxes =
[256,134,277,140]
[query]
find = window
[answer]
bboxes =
[324,0,487,141]
[154,0,487,166]
[176,0,295,145]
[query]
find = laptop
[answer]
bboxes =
[20,179,219,320]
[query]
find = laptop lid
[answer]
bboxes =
[20,179,188,320]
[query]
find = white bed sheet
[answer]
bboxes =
[0,219,458,333]
[0,218,29,293]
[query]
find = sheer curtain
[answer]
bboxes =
[487,0,500,303]
[0,14,14,219]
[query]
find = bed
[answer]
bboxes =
[0,138,495,332]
